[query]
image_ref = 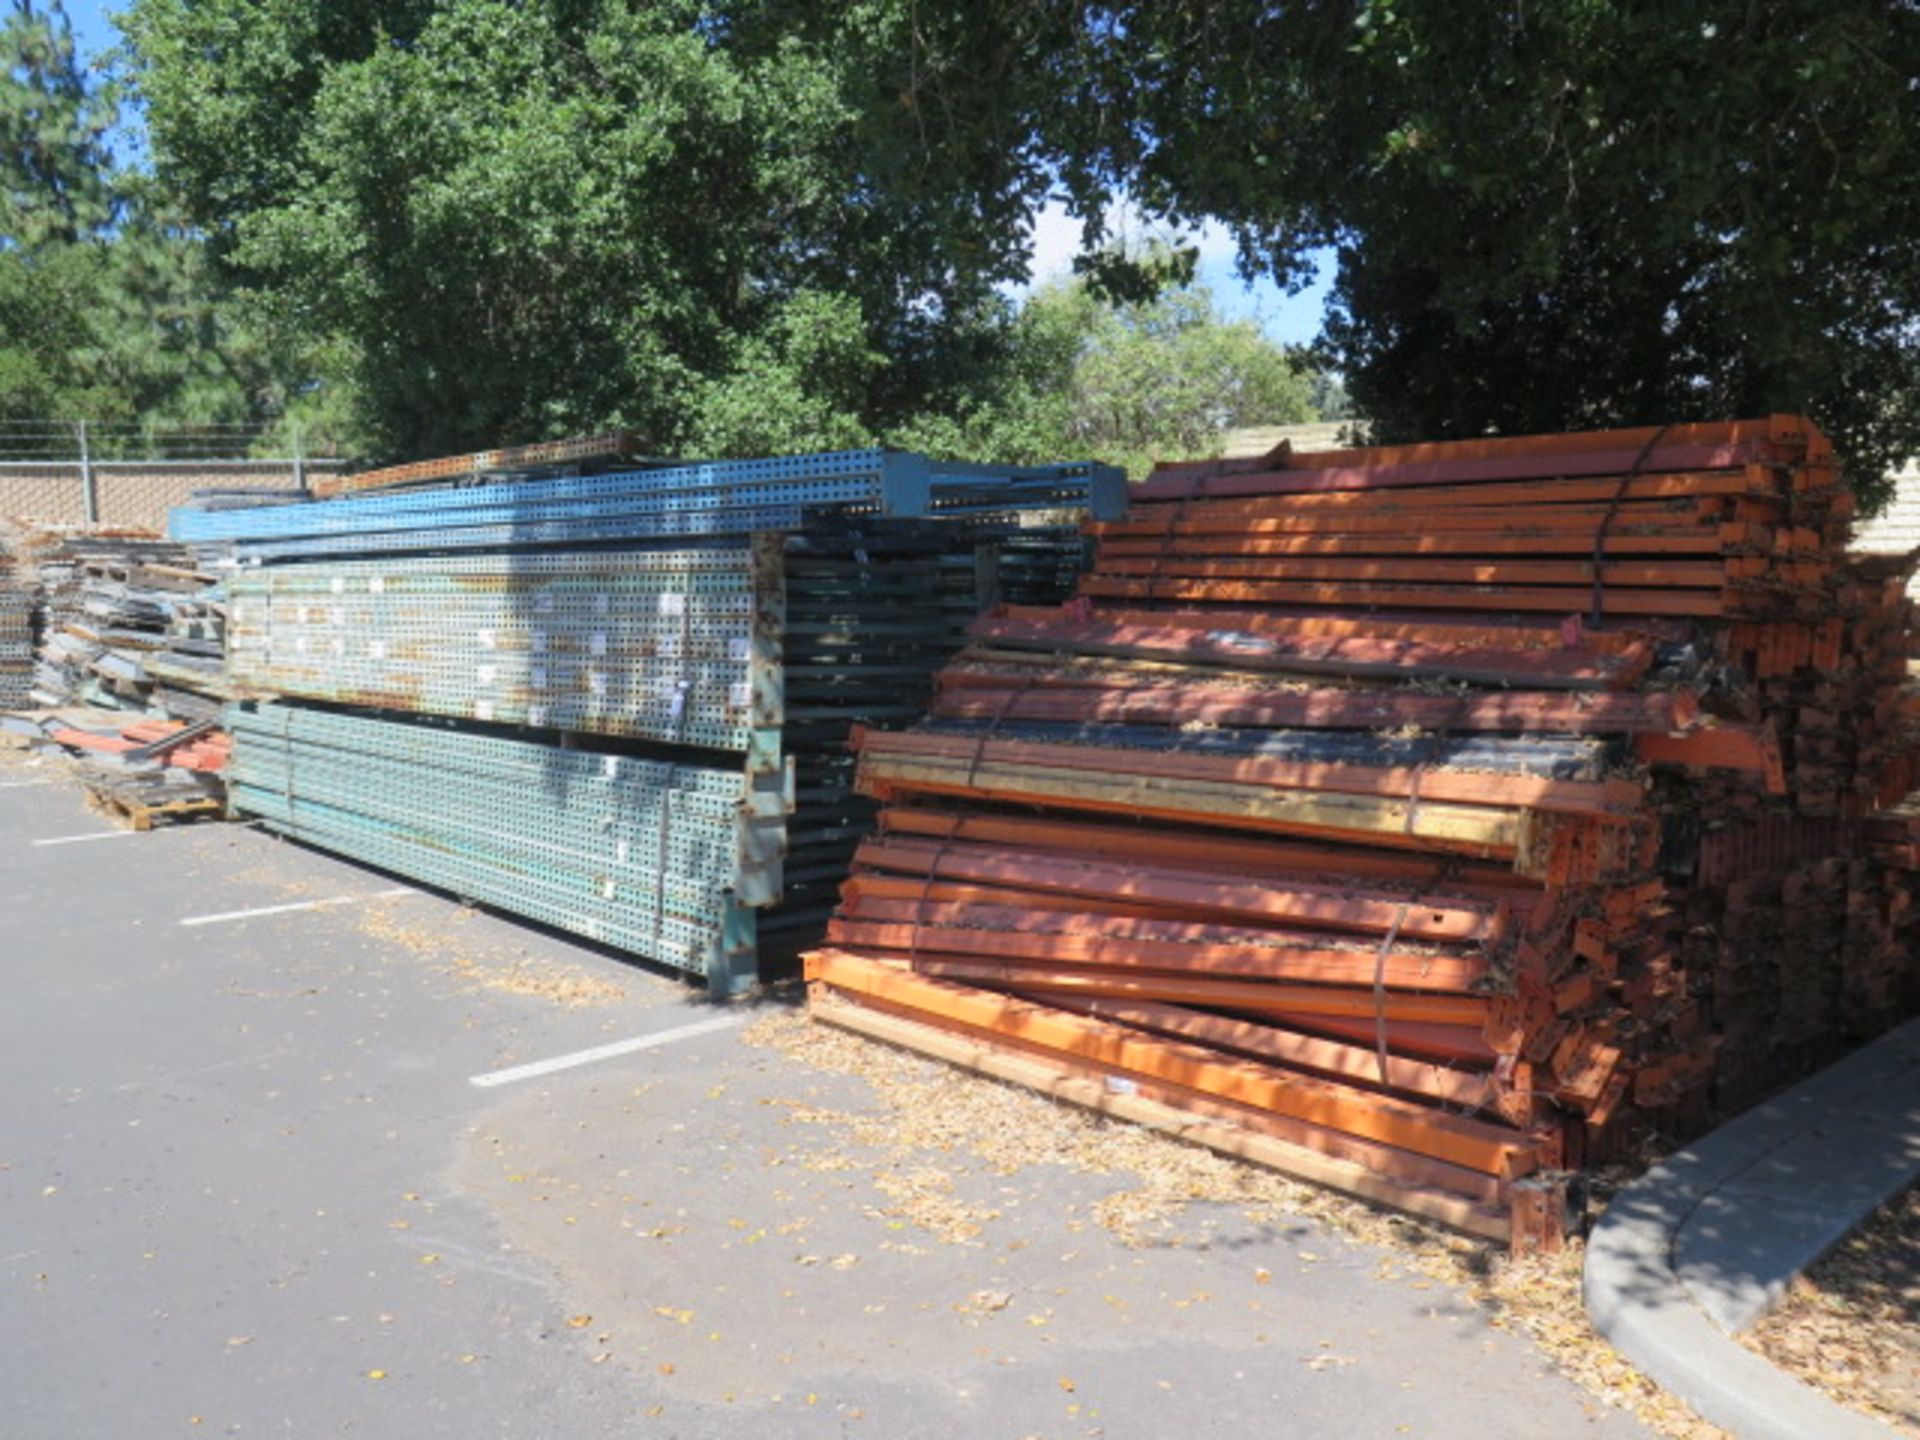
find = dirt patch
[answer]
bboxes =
[748,1008,1725,1438]
[1745,1185,1920,1435]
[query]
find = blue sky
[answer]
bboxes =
[57,0,1335,347]
[62,0,117,61]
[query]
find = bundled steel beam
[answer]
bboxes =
[226,543,783,753]
[188,439,1101,991]
[806,412,1920,1248]
[228,702,790,989]
[172,448,1125,558]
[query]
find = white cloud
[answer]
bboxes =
[1017,196,1242,292]
[1010,192,1334,347]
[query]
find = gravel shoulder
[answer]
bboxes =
[1743,1185,1920,1436]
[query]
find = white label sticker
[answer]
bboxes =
[477,628,496,649]
[590,632,607,657]
[658,592,686,616]
[368,640,387,660]
[369,576,386,594]
[657,635,681,660]
[1205,630,1277,654]
[727,635,751,662]
[330,638,345,657]
[294,637,308,654]
[330,577,345,595]
[476,664,498,685]
[297,606,311,625]
[616,840,630,864]
[475,700,494,722]
[588,671,607,696]
[527,704,549,728]
[601,879,615,900]
[330,606,345,627]
[603,756,620,778]
[730,681,754,708]
[530,665,547,689]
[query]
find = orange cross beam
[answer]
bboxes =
[931,677,1700,736]
[827,909,1490,993]
[805,950,1535,1178]
[853,727,1645,819]
[848,835,1507,941]
[915,956,1492,1027]
[1045,997,1498,1111]
[867,808,1537,894]
[1077,575,1745,617]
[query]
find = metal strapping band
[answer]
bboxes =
[1372,900,1414,1086]
[960,667,1047,794]
[1145,460,1227,593]
[651,764,676,943]
[1589,423,1675,624]
[906,834,960,969]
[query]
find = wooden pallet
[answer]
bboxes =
[85,784,225,832]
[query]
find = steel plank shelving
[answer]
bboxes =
[185,446,1102,996]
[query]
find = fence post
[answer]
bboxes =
[78,420,99,524]
[292,422,307,493]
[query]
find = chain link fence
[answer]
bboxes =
[0,421,348,532]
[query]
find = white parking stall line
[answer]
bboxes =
[179,887,419,928]
[469,1013,747,1089]
[31,830,142,847]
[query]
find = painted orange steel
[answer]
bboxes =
[859,767,1528,859]
[1128,466,1783,515]
[827,905,1490,991]
[981,602,1659,655]
[970,613,1649,687]
[1048,998,1498,1109]
[1147,417,1803,479]
[1288,1014,1501,1065]
[931,676,1701,735]
[1096,555,1735,588]
[1635,724,1788,795]
[314,429,636,496]
[915,957,1493,1025]
[1095,529,1747,558]
[853,726,1645,819]
[1132,445,1778,502]
[1078,574,1738,617]
[871,808,1537,894]
[849,836,1506,940]
[1092,497,1759,537]
[805,950,1534,1176]
[811,986,1511,1211]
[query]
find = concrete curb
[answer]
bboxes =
[1584,1019,1920,1440]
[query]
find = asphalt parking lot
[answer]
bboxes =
[0,751,1650,1439]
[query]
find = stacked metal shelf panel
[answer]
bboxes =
[226,544,783,755]
[171,448,1123,559]
[228,703,790,979]
[184,447,1111,994]
[0,575,30,709]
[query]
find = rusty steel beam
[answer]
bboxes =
[853,726,1646,819]
[805,950,1536,1176]
[848,835,1507,940]
[931,675,1700,735]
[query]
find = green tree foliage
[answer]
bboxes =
[119,0,1055,458]
[893,270,1317,477]
[1006,1,1920,506]
[0,0,330,447]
